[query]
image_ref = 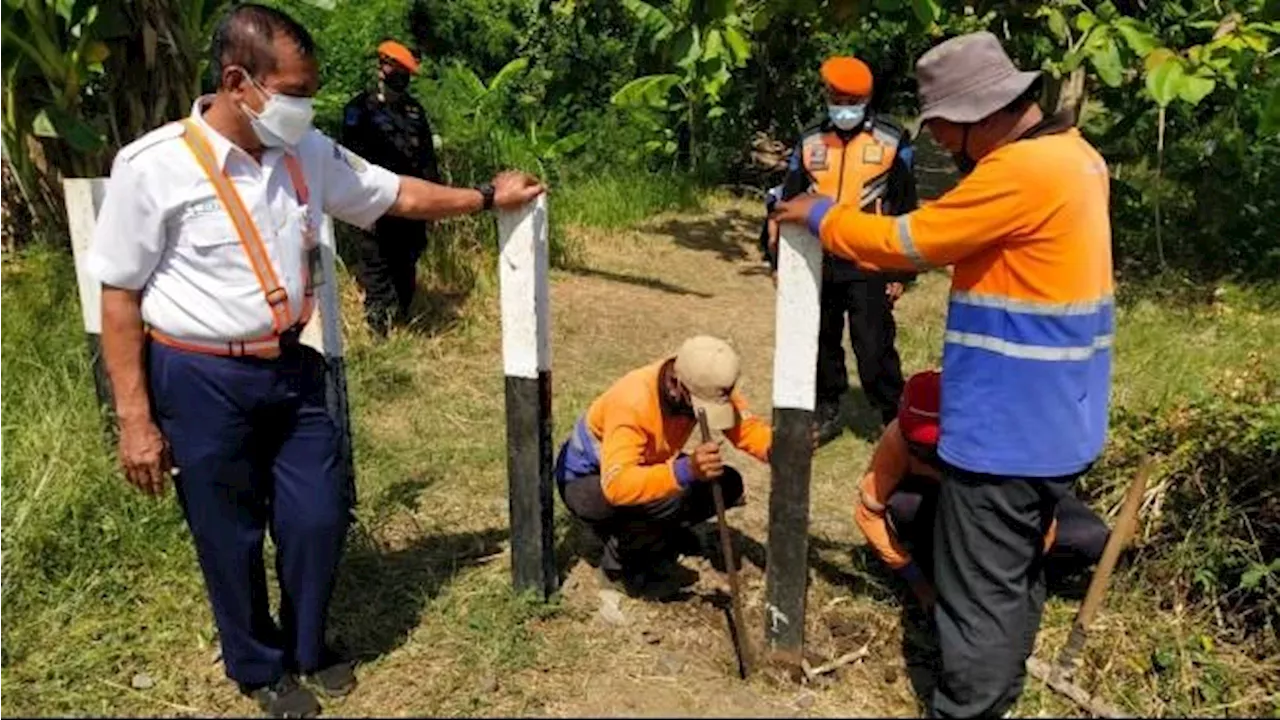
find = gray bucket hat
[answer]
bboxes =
[917,31,1041,124]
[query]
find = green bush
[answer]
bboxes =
[1082,353,1280,645]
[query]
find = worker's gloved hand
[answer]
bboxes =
[491,170,546,209]
[898,562,937,612]
[770,193,825,227]
[886,282,905,306]
[691,441,725,480]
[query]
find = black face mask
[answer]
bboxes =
[951,124,977,176]
[384,70,411,92]
[660,389,694,419]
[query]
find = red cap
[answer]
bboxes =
[378,40,420,74]
[820,56,873,97]
[898,370,941,446]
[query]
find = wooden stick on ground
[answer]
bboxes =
[1027,458,1154,719]
[801,641,871,681]
[1026,657,1130,719]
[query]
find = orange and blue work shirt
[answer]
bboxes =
[554,359,772,506]
[807,118,1114,477]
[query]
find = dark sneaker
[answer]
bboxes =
[624,557,699,600]
[815,401,845,446]
[241,674,320,718]
[670,525,705,559]
[303,657,357,698]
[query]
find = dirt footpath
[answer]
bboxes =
[529,196,951,717]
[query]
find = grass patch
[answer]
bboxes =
[553,168,703,230]
[1,247,207,716]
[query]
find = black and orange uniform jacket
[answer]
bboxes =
[762,115,919,283]
[341,90,440,183]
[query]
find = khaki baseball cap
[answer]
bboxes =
[673,335,741,431]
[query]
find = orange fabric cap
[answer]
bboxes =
[821,56,873,97]
[378,40,420,74]
[897,370,941,446]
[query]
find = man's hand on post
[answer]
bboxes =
[492,170,545,209]
[770,193,822,228]
[118,417,173,496]
[691,441,725,480]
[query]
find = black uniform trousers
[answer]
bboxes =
[929,466,1085,718]
[559,468,744,576]
[816,272,906,425]
[149,340,348,689]
[357,215,429,336]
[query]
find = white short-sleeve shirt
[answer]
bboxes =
[88,96,401,342]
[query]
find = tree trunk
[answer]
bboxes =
[1054,67,1089,125]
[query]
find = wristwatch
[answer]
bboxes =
[477,183,495,211]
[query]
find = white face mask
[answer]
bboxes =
[239,73,315,148]
[828,104,867,131]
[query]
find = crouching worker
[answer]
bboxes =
[555,336,772,598]
[856,371,1110,611]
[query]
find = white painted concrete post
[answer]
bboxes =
[764,222,823,660]
[63,178,113,432]
[497,194,557,598]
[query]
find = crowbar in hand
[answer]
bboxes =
[697,408,753,679]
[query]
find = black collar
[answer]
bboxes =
[1017,110,1075,141]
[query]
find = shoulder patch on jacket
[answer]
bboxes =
[118,122,184,162]
[798,122,828,143]
[332,141,369,173]
[870,118,905,149]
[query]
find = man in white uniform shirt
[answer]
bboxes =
[88,4,543,716]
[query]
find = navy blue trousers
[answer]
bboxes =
[149,342,349,688]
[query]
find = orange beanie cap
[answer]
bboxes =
[378,40,420,74]
[820,56,873,96]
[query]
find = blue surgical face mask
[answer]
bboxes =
[828,104,867,131]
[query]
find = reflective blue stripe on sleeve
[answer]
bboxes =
[806,197,835,238]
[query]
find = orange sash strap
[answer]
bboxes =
[149,121,317,358]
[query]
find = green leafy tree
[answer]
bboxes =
[2,0,231,243]
[610,0,753,171]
